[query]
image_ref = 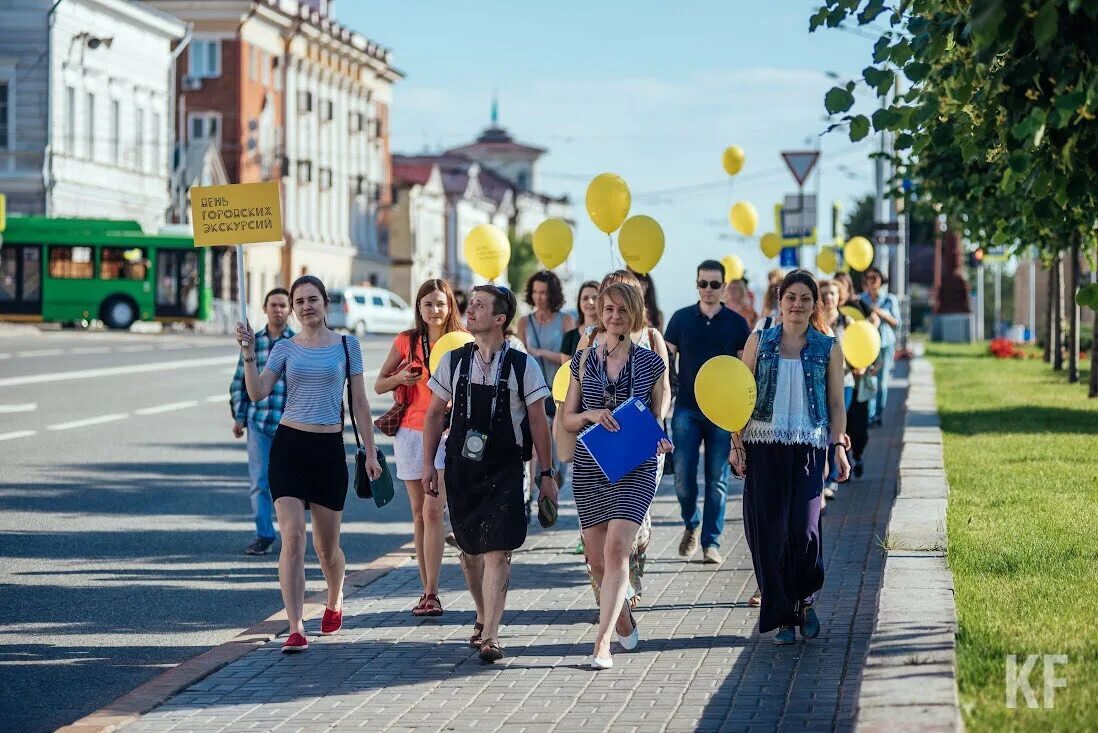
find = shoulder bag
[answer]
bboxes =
[343,336,394,507]
[554,347,592,463]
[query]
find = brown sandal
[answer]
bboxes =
[469,621,485,648]
[411,593,428,616]
[478,639,504,663]
[420,593,443,617]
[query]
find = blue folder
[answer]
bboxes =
[578,397,668,483]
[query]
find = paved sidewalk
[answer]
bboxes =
[117,373,906,733]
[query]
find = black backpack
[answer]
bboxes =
[448,343,534,461]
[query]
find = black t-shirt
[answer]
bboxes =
[663,303,750,413]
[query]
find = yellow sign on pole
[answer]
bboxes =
[0,193,7,233]
[189,181,283,247]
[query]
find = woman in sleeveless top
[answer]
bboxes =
[375,279,465,618]
[730,270,849,645]
[561,283,672,669]
[236,275,382,653]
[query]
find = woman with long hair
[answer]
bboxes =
[561,283,672,669]
[560,280,600,357]
[375,279,464,617]
[817,279,855,506]
[762,268,784,320]
[725,279,759,329]
[730,269,849,645]
[631,270,664,330]
[236,275,382,653]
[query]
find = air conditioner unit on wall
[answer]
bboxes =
[182,76,203,91]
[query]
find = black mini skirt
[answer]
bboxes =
[268,424,349,512]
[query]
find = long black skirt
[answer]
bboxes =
[742,442,826,633]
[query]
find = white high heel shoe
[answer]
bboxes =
[589,655,614,670]
[617,613,640,651]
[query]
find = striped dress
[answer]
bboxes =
[571,344,666,528]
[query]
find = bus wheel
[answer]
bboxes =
[101,296,138,330]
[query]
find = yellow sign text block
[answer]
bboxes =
[190,181,283,247]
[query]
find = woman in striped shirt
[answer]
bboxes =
[237,275,382,653]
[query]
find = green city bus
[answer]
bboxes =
[0,216,212,329]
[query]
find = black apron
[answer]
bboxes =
[445,346,528,554]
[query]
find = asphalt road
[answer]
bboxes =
[0,327,414,733]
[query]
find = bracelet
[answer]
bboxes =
[831,442,846,449]
[242,356,256,363]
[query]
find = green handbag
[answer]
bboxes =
[343,337,394,508]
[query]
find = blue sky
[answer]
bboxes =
[336,1,881,314]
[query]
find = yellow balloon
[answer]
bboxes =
[552,363,571,403]
[533,218,573,269]
[722,145,745,176]
[844,236,874,272]
[463,224,510,281]
[760,232,783,259]
[586,173,631,234]
[729,201,758,236]
[840,305,866,322]
[428,331,474,374]
[816,248,837,274]
[618,215,665,274]
[841,320,881,370]
[721,254,745,282]
[694,356,757,432]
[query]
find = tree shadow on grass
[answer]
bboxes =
[938,405,1098,436]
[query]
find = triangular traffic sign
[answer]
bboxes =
[781,151,820,186]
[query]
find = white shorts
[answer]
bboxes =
[393,427,447,481]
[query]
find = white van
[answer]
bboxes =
[327,287,414,336]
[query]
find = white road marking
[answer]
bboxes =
[0,355,237,387]
[70,347,111,355]
[0,430,36,442]
[118,345,154,353]
[0,403,36,413]
[47,413,129,431]
[0,353,10,360]
[205,395,226,403]
[16,349,64,358]
[159,343,189,350]
[135,400,199,415]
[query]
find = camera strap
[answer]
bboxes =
[464,341,509,427]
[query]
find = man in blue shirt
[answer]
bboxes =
[664,260,751,566]
[230,288,293,555]
[857,266,900,426]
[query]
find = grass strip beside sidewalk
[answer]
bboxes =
[928,343,1097,731]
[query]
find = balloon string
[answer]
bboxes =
[608,233,614,269]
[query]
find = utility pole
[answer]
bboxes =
[993,260,1001,339]
[975,260,985,341]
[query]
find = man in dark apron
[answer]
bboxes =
[423,285,556,663]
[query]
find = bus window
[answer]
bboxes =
[49,246,95,279]
[180,251,199,315]
[157,253,178,306]
[100,248,148,280]
[0,250,16,302]
[23,249,41,301]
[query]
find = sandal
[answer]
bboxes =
[411,593,428,616]
[469,621,485,648]
[420,593,443,617]
[478,639,504,663]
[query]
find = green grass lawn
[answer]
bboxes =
[927,343,1098,731]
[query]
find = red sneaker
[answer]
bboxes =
[282,632,308,653]
[321,608,342,636]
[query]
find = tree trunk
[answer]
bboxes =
[1053,252,1064,371]
[1044,254,1053,362]
[1090,309,1098,398]
[1068,239,1080,383]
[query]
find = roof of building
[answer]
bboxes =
[392,160,436,186]
[445,125,547,157]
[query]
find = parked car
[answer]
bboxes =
[327,287,414,336]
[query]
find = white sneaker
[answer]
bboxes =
[589,655,614,670]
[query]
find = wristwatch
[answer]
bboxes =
[538,468,556,479]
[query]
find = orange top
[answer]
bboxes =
[395,331,436,431]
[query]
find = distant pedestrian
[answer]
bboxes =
[236,275,382,653]
[631,270,665,330]
[230,288,294,556]
[664,259,751,566]
[422,285,557,663]
[725,279,759,329]
[560,280,600,357]
[732,269,850,645]
[818,279,854,505]
[374,279,465,618]
[858,266,899,426]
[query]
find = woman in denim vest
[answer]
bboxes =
[729,270,850,645]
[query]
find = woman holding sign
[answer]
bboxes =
[561,282,672,670]
[374,279,465,618]
[236,275,382,653]
[730,269,849,646]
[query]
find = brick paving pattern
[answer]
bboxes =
[121,373,906,733]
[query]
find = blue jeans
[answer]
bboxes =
[246,420,276,541]
[672,407,731,549]
[869,345,894,423]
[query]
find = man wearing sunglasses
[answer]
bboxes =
[664,259,751,566]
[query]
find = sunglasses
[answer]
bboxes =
[697,280,724,290]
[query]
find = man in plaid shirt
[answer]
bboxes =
[230,288,294,555]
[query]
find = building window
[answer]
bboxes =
[110,99,120,164]
[349,111,364,133]
[319,167,332,190]
[320,99,333,122]
[188,112,220,144]
[297,91,312,114]
[370,117,383,138]
[297,159,312,182]
[100,248,147,280]
[272,56,281,91]
[151,111,161,172]
[353,175,366,195]
[49,246,94,279]
[260,51,271,87]
[134,107,145,170]
[85,92,95,160]
[0,80,9,150]
[189,39,221,79]
[248,46,258,82]
[64,85,75,153]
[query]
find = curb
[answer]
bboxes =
[55,541,415,733]
[855,351,965,732]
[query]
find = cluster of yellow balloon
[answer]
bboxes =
[816,247,838,275]
[463,224,510,281]
[428,331,475,373]
[729,201,758,237]
[841,321,881,370]
[694,356,757,432]
[585,173,631,234]
[844,236,874,272]
[760,232,783,259]
[721,254,745,282]
[533,218,573,269]
[618,215,665,274]
[551,365,570,403]
[722,146,745,176]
